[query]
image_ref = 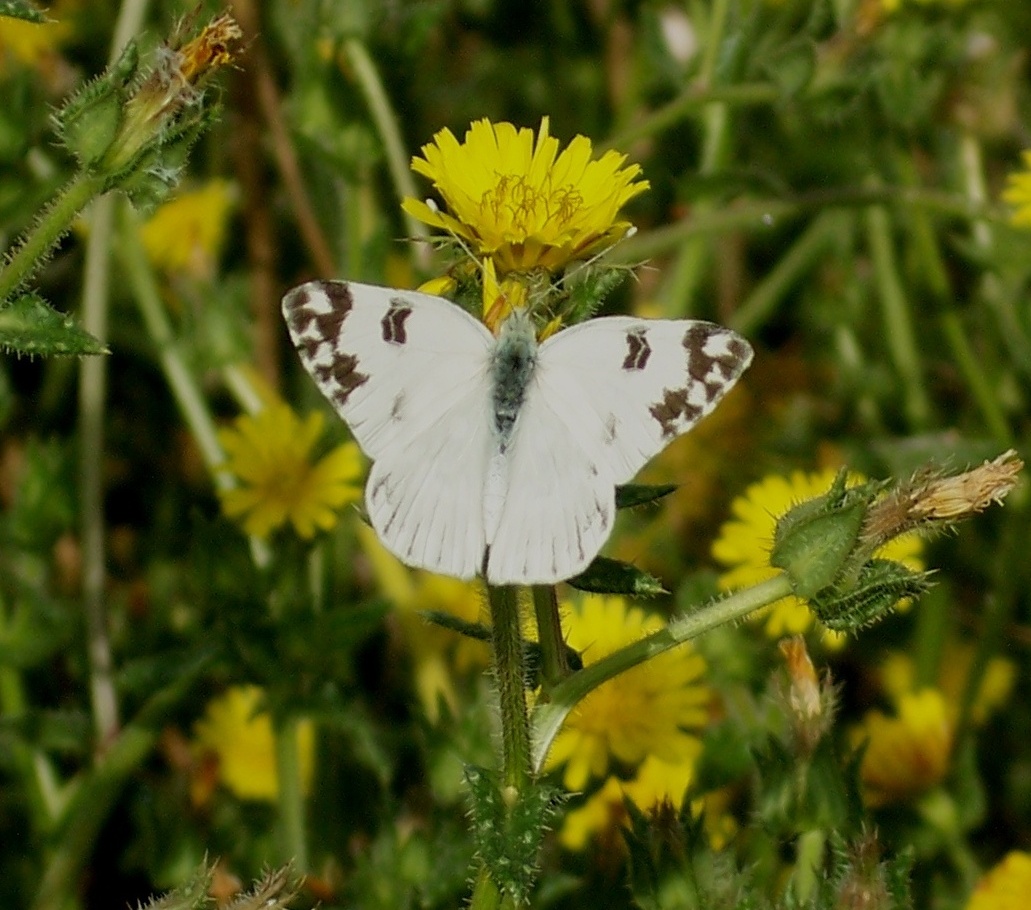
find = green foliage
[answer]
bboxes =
[0,292,106,356]
[0,0,44,22]
[567,555,667,597]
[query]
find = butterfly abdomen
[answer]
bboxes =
[490,316,539,451]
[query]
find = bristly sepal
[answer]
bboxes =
[809,559,933,633]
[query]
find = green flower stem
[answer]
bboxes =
[343,39,430,266]
[863,201,931,429]
[531,585,570,690]
[602,83,779,154]
[275,714,310,871]
[117,206,230,487]
[609,187,987,266]
[530,573,793,773]
[80,192,120,747]
[959,131,1031,376]
[731,210,847,336]
[487,584,532,791]
[0,172,106,303]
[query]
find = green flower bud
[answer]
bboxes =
[54,43,138,166]
[770,470,871,599]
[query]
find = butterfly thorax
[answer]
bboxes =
[490,312,539,451]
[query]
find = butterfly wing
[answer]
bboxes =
[485,317,752,585]
[282,280,495,578]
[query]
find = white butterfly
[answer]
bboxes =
[282,281,753,585]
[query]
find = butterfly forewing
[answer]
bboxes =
[484,317,752,584]
[282,280,495,578]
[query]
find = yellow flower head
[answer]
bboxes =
[852,688,952,806]
[140,180,235,278]
[1002,151,1031,230]
[545,595,709,791]
[193,685,315,802]
[402,117,649,275]
[218,401,363,539]
[559,753,699,851]
[712,468,924,638]
[357,525,487,723]
[879,644,1015,727]
[966,852,1031,910]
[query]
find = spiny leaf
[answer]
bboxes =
[0,293,108,357]
[616,483,678,510]
[0,0,45,23]
[464,765,564,905]
[567,555,666,597]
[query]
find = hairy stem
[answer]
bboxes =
[0,173,106,303]
[530,574,793,773]
[487,584,532,791]
[531,585,570,691]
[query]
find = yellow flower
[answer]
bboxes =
[402,117,649,275]
[712,468,924,638]
[966,852,1031,910]
[357,524,487,723]
[560,754,736,852]
[193,685,315,802]
[218,401,363,539]
[545,595,709,791]
[851,688,952,806]
[1002,151,1031,229]
[879,644,1015,727]
[140,180,235,278]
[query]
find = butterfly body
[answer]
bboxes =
[283,280,752,585]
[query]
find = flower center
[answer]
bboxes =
[480,174,584,235]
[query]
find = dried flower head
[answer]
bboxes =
[861,450,1023,549]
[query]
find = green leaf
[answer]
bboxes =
[616,483,678,510]
[0,293,107,356]
[567,555,667,596]
[0,0,45,23]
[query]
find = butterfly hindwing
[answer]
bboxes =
[485,316,752,584]
[282,281,495,578]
